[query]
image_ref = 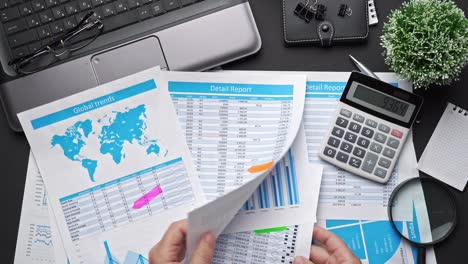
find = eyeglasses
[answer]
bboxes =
[8,11,103,75]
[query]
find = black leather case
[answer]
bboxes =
[283,0,369,47]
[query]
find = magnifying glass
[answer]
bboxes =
[388,177,457,264]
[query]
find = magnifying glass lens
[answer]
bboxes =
[389,178,456,245]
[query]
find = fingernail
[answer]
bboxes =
[293,256,305,264]
[203,232,215,246]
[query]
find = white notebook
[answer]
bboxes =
[418,102,468,191]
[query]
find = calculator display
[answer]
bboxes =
[346,82,416,123]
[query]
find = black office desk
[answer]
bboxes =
[2,0,467,262]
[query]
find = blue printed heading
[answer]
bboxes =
[31,79,156,130]
[306,82,346,94]
[168,81,294,95]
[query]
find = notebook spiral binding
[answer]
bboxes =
[452,105,468,116]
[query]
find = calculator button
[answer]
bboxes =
[362,152,378,173]
[344,132,357,143]
[332,127,345,138]
[340,109,352,118]
[361,127,374,138]
[378,124,390,133]
[340,142,353,153]
[383,147,395,158]
[387,138,400,149]
[365,119,378,128]
[370,142,383,154]
[336,152,349,163]
[374,132,387,143]
[374,167,387,178]
[323,147,336,158]
[378,158,391,168]
[349,122,361,133]
[352,147,366,158]
[327,137,340,148]
[349,157,362,168]
[357,137,370,148]
[353,114,365,123]
[391,129,403,139]
[336,117,349,128]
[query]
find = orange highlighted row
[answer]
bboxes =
[248,160,274,174]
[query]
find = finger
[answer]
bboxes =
[309,245,330,264]
[190,232,216,264]
[149,220,188,263]
[293,256,315,264]
[312,225,350,254]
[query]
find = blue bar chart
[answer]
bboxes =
[243,149,300,211]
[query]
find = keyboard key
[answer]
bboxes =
[102,3,115,16]
[353,113,364,123]
[162,0,178,11]
[26,14,41,27]
[63,16,76,28]
[65,2,79,14]
[127,0,141,9]
[374,167,387,178]
[45,0,58,7]
[92,0,104,6]
[361,127,374,138]
[0,0,9,10]
[349,157,361,168]
[78,0,91,10]
[349,122,361,133]
[362,152,378,173]
[383,147,395,159]
[352,147,365,158]
[4,18,27,35]
[37,25,52,38]
[336,152,349,163]
[28,42,42,53]
[18,3,33,16]
[340,142,353,153]
[0,7,20,22]
[391,129,403,139]
[90,8,103,19]
[378,158,391,168]
[136,5,151,19]
[51,6,65,18]
[335,117,348,128]
[11,45,29,59]
[327,137,340,148]
[32,0,46,11]
[378,124,390,133]
[141,0,153,4]
[9,0,23,5]
[357,137,370,148]
[50,20,64,34]
[344,132,357,143]
[323,147,336,158]
[114,0,127,13]
[38,10,54,23]
[101,10,137,31]
[150,2,163,15]
[387,137,400,149]
[340,108,352,118]
[374,132,387,143]
[370,142,382,154]
[9,30,37,47]
[365,119,377,128]
[331,127,344,138]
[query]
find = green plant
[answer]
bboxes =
[381,0,468,89]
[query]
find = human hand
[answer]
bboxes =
[149,219,216,264]
[293,225,361,264]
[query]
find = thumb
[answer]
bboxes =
[189,233,216,264]
[293,256,314,264]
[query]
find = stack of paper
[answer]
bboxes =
[13,69,437,264]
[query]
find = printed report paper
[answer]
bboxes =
[18,68,204,264]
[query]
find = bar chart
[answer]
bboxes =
[243,149,300,211]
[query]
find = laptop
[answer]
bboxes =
[0,0,261,131]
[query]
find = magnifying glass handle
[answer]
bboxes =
[417,246,426,264]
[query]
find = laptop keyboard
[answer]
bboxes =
[0,0,202,61]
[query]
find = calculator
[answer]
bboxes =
[319,72,424,183]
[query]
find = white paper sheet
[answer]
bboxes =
[159,71,307,257]
[14,153,68,264]
[18,68,205,263]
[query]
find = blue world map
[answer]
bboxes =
[51,104,167,182]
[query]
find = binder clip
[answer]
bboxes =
[315,4,327,21]
[338,4,352,17]
[294,1,316,23]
